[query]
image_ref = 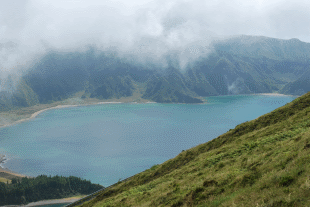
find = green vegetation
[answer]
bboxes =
[77,92,310,206]
[142,70,204,103]
[0,177,10,184]
[0,175,103,205]
[280,70,310,96]
[1,35,310,109]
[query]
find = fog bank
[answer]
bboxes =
[1,0,309,90]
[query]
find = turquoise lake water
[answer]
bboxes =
[0,95,296,187]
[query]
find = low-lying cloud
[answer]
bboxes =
[1,0,310,89]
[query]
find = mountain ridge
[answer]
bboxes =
[0,35,309,110]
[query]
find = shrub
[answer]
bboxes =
[279,176,294,187]
[203,180,218,187]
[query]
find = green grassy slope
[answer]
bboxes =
[78,92,310,207]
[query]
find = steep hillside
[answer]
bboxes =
[1,35,310,109]
[142,68,203,103]
[213,36,310,61]
[185,36,310,97]
[280,70,310,95]
[75,92,310,206]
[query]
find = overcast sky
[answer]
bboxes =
[1,0,309,43]
[0,0,310,78]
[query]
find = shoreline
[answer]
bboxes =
[0,153,83,206]
[252,93,298,97]
[0,196,83,207]
[204,93,298,98]
[0,93,298,206]
[0,102,125,129]
[0,154,28,179]
[25,196,82,207]
[0,102,125,178]
[0,93,296,130]
[0,93,296,170]
[0,100,156,178]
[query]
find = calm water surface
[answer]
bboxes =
[0,95,296,186]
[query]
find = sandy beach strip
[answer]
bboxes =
[253,93,298,97]
[0,154,81,206]
[0,154,28,179]
[0,101,128,129]
[0,167,27,178]
[0,197,83,207]
[0,105,78,129]
[24,197,82,207]
[0,93,296,129]
[0,101,127,177]
[13,105,77,126]
[96,101,123,104]
[0,197,81,207]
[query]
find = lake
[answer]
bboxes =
[0,95,296,187]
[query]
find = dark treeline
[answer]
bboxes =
[0,175,103,205]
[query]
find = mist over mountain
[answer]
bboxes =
[0,35,309,110]
[1,0,310,109]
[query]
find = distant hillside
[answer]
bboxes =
[280,70,310,95]
[185,36,310,97]
[1,35,310,110]
[73,92,310,206]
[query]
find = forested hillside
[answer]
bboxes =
[1,35,310,110]
[0,175,103,205]
[280,70,310,95]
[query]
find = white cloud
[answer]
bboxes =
[0,0,309,79]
